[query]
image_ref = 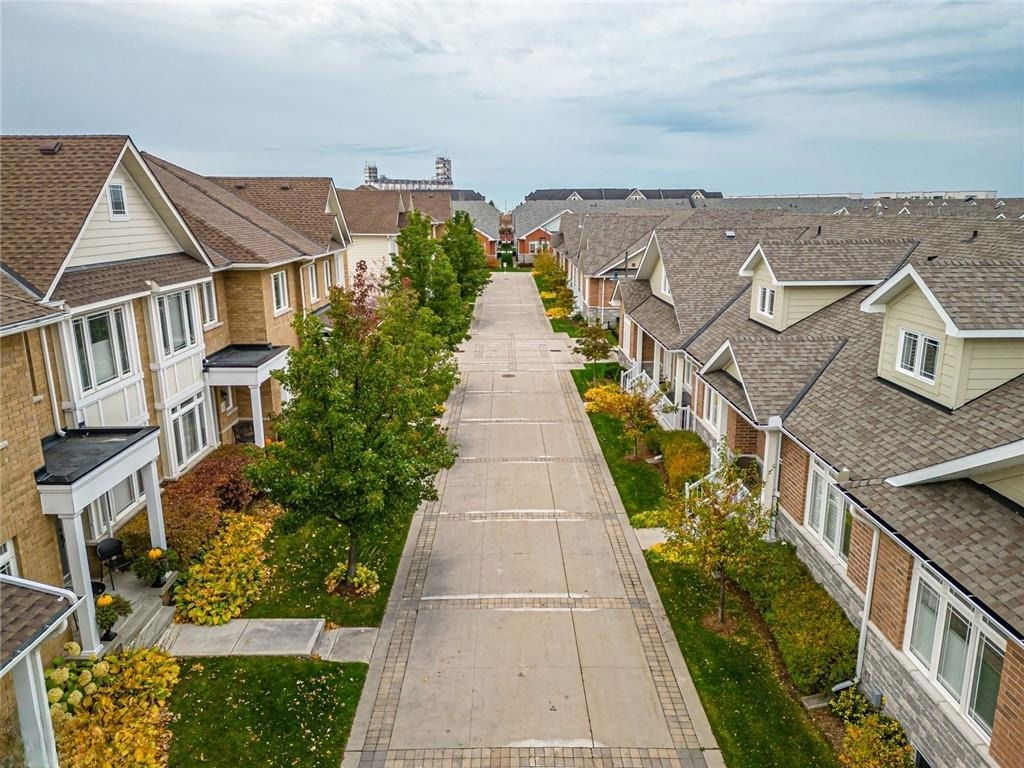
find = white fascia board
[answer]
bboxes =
[776,279,880,287]
[66,292,151,316]
[886,439,1024,486]
[859,264,959,336]
[594,255,628,278]
[0,575,82,676]
[738,242,767,277]
[633,231,661,279]
[699,340,737,375]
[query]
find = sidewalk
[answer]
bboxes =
[162,618,377,662]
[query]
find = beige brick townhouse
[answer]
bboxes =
[0,135,222,764]
[144,156,351,448]
[615,210,1024,768]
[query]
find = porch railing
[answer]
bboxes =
[620,363,683,431]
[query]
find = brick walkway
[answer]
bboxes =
[343,274,721,768]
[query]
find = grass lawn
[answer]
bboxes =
[169,657,367,768]
[245,513,409,627]
[646,552,841,768]
[570,364,665,519]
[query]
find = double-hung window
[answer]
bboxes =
[683,358,694,392]
[200,281,218,327]
[272,271,289,314]
[170,394,209,470]
[805,458,853,561]
[107,182,128,220]
[906,567,1006,736]
[84,472,144,540]
[897,329,940,382]
[324,259,332,290]
[308,264,319,302]
[758,286,776,317]
[157,290,197,357]
[72,308,132,392]
[702,388,722,432]
[0,539,18,576]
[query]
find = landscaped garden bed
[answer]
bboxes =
[168,657,367,768]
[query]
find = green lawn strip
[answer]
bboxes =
[570,364,664,519]
[245,512,409,627]
[646,553,841,768]
[169,657,367,768]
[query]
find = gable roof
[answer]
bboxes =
[0,272,62,332]
[453,200,500,239]
[145,154,324,266]
[404,190,452,224]
[575,212,678,275]
[740,238,916,284]
[207,176,339,249]
[337,189,402,235]
[509,198,695,239]
[524,187,720,201]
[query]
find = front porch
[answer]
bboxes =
[618,315,691,431]
[203,343,289,447]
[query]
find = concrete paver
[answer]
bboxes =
[344,273,719,767]
[232,618,323,656]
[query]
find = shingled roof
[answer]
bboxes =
[0,272,61,330]
[912,258,1024,331]
[207,176,338,248]
[0,135,129,295]
[576,213,675,275]
[747,239,916,283]
[337,189,402,235]
[453,200,500,239]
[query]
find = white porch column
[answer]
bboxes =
[760,429,782,510]
[141,460,166,550]
[12,649,60,768]
[249,384,265,447]
[652,343,663,384]
[58,514,101,653]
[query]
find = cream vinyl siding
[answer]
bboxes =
[973,465,1024,506]
[749,261,784,331]
[878,284,962,408]
[346,235,393,283]
[723,357,742,381]
[650,258,672,303]
[783,285,858,327]
[69,162,182,267]
[961,338,1024,402]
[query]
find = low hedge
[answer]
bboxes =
[659,430,710,491]
[174,507,275,626]
[120,445,258,562]
[831,688,913,768]
[731,540,857,694]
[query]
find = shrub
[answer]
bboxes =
[46,648,179,768]
[839,714,913,768]
[830,687,875,726]
[546,306,568,319]
[659,430,710,491]
[324,562,381,597]
[120,445,258,562]
[174,512,273,625]
[485,254,499,268]
[730,540,858,694]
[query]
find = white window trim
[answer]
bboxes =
[0,539,19,576]
[106,180,129,221]
[803,458,853,563]
[308,263,320,302]
[169,392,211,473]
[758,286,776,318]
[660,270,671,298]
[71,306,135,394]
[156,289,200,359]
[903,564,1007,739]
[271,271,290,316]
[84,472,146,543]
[323,259,333,291]
[200,281,219,328]
[700,387,723,437]
[896,328,940,384]
[218,386,235,413]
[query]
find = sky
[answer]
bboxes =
[2,1,1022,208]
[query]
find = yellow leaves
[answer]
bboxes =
[583,384,629,418]
[545,307,568,319]
[538,291,556,300]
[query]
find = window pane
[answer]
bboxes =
[184,291,196,344]
[108,184,126,215]
[909,581,939,664]
[167,294,187,351]
[921,338,939,380]
[183,408,200,458]
[824,486,840,545]
[969,638,1004,732]
[113,309,130,374]
[88,314,117,384]
[73,320,92,390]
[109,476,135,514]
[937,606,971,699]
[900,332,918,372]
[840,507,853,559]
[809,473,823,531]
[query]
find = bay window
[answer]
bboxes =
[805,458,853,561]
[157,289,198,356]
[906,567,1006,735]
[170,393,209,470]
[72,307,132,392]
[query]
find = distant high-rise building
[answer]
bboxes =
[363,156,454,191]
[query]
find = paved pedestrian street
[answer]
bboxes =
[344,273,721,768]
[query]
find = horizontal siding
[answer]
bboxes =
[346,236,391,283]
[783,285,856,326]
[649,259,672,303]
[69,162,182,267]
[749,262,784,331]
[963,338,1024,400]
[974,465,1024,506]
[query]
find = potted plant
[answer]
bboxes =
[132,547,179,588]
[95,593,132,641]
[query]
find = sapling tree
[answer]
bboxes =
[247,264,458,586]
[574,322,613,383]
[584,381,666,458]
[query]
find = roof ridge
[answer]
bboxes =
[760,237,917,246]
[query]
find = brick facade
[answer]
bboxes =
[726,407,758,455]
[991,642,1024,768]
[518,228,551,256]
[869,534,914,649]
[778,435,809,523]
[846,517,874,593]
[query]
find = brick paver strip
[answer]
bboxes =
[345,276,720,768]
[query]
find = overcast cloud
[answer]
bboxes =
[2,1,1021,206]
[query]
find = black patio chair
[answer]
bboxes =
[96,538,129,589]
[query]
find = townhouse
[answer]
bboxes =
[525,187,721,202]
[614,211,1024,768]
[453,200,501,258]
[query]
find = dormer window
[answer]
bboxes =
[898,329,939,382]
[660,270,671,297]
[757,286,776,317]
[107,182,128,220]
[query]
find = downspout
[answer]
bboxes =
[856,524,881,679]
[39,325,65,437]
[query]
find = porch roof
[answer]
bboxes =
[0,576,78,674]
[204,343,289,370]
[35,427,159,486]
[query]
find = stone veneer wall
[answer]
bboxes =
[862,627,1000,768]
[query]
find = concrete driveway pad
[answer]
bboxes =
[474,609,578,668]
[479,551,569,595]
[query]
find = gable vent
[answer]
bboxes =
[38,140,62,155]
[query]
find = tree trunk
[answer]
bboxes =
[346,534,359,584]
[718,571,726,624]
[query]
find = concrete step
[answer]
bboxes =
[106,596,161,652]
[135,606,175,649]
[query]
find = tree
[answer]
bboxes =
[247,264,457,586]
[427,250,470,347]
[665,448,770,624]
[441,210,490,299]
[584,381,665,458]
[574,322,613,382]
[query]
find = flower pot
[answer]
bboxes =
[151,574,167,588]
[100,629,117,642]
